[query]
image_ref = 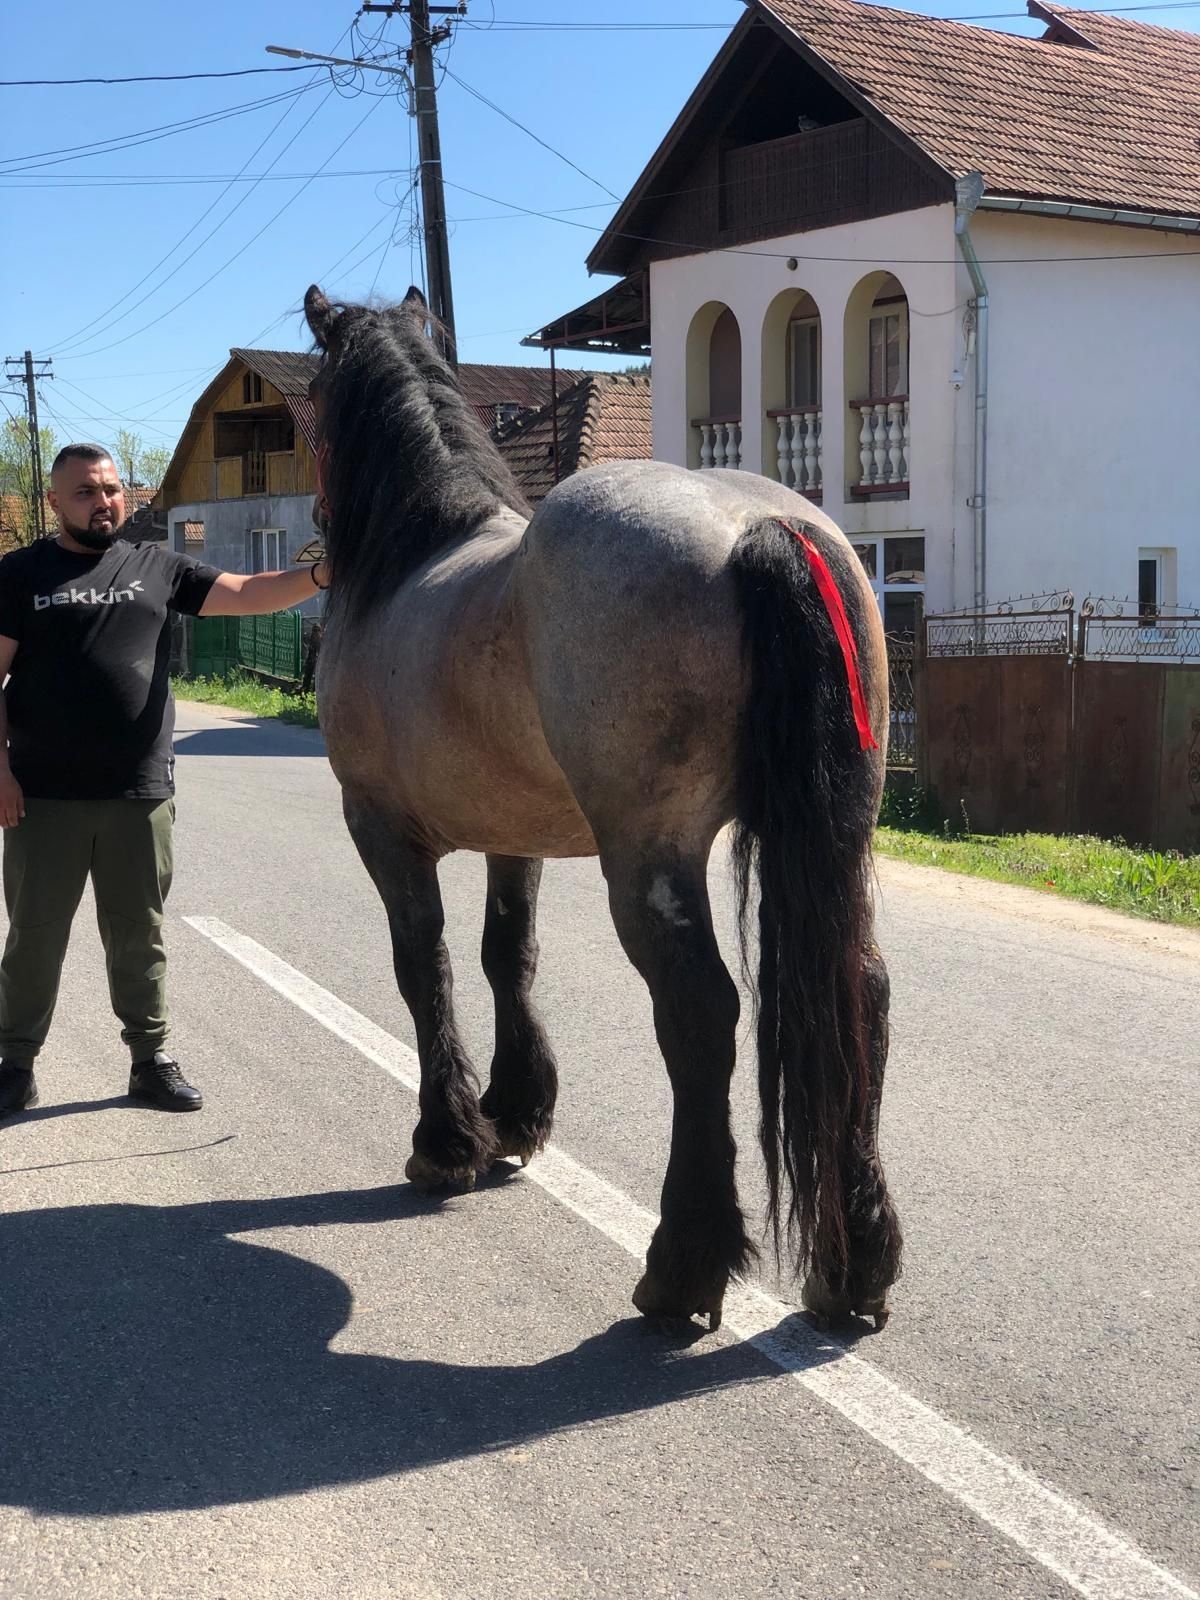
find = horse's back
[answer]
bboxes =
[515,461,823,846]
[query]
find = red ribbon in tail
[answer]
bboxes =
[777,520,879,752]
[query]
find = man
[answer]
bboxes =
[0,443,328,1119]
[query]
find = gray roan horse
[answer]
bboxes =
[304,284,902,1332]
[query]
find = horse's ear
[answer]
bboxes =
[305,284,337,350]
[403,285,428,310]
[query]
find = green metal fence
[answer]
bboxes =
[184,613,303,684]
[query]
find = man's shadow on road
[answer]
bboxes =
[0,1183,834,1515]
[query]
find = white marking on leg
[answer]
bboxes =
[647,874,691,927]
[185,915,1198,1600]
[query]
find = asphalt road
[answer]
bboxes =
[1,700,1196,1600]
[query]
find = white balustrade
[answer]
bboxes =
[694,419,742,471]
[856,397,911,489]
[772,408,823,496]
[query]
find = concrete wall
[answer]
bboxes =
[975,209,1199,608]
[167,493,323,618]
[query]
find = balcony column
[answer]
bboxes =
[736,300,762,477]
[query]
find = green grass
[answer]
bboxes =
[172,671,319,728]
[876,787,1200,928]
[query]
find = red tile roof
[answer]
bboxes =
[496,374,653,504]
[231,349,604,439]
[761,0,1200,217]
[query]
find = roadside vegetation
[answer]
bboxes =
[172,672,319,729]
[876,786,1199,928]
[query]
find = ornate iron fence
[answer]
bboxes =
[886,634,917,767]
[925,593,1075,659]
[1078,597,1200,662]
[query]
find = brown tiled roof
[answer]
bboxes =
[182,520,205,543]
[229,349,603,436]
[496,374,652,505]
[761,0,1200,217]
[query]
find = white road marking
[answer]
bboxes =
[185,914,1197,1600]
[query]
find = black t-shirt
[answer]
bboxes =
[0,538,219,799]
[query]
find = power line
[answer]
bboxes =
[49,75,342,355]
[442,67,621,200]
[1,167,411,190]
[442,178,1200,264]
[459,2,1200,21]
[0,64,313,86]
[61,93,388,363]
[0,83,322,173]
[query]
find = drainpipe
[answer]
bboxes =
[955,172,988,610]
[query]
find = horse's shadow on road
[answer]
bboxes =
[0,1183,830,1515]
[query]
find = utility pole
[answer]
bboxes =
[3,351,53,539]
[355,1,461,364]
[408,0,457,364]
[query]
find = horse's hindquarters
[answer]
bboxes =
[517,466,749,850]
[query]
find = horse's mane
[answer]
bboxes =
[313,297,532,624]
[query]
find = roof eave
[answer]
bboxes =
[586,8,762,277]
[979,194,1200,233]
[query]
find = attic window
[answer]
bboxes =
[242,372,264,405]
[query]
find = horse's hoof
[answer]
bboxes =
[802,1271,892,1332]
[405,1151,478,1193]
[632,1269,724,1332]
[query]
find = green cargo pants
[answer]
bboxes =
[0,798,174,1065]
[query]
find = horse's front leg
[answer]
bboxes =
[479,855,558,1167]
[602,844,754,1331]
[344,799,496,1190]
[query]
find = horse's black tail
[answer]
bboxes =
[729,517,901,1304]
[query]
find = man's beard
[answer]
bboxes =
[60,512,120,551]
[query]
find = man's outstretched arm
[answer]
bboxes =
[199,560,328,617]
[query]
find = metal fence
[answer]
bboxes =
[885,635,917,767]
[919,594,1200,852]
[180,612,305,685]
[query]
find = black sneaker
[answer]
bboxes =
[128,1052,203,1112]
[0,1062,37,1118]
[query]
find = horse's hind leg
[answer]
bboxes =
[479,854,558,1166]
[602,842,753,1331]
[343,798,496,1189]
[803,943,903,1329]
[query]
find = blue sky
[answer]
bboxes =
[1,0,1195,456]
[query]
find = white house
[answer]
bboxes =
[527,0,1200,631]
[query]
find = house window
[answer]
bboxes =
[788,317,821,409]
[246,527,287,574]
[242,372,264,405]
[1138,557,1160,621]
[1137,547,1177,621]
[853,535,925,637]
[869,307,908,397]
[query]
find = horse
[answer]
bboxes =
[303,283,903,1333]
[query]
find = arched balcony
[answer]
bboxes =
[761,288,823,498]
[844,272,911,497]
[687,303,742,469]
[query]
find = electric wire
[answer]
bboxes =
[60,92,387,362]
[49,78,344,355]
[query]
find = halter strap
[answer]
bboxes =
[777,520,879,752]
